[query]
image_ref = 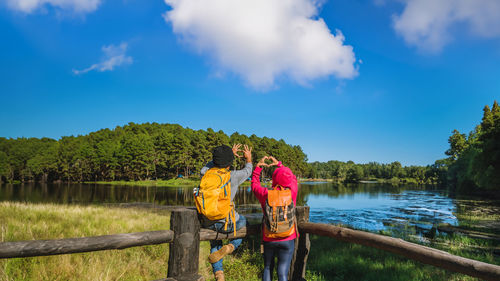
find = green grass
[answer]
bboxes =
[454,202,500,235]
[196,231,494,281]
[370,177,434,185]
[199,240,263,281]
[305,235,486,281]
[88,178,251,188]
[198,235,323,281]
[303,209,500,281]
[299,179,334,182]
[0,202,171,281]
[0,202,267,281]
[2,202,497,281]
[0,180,21,184]
[88,178,200,187]
[430,234,499,264]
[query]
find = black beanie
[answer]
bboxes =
[212,145,234,168]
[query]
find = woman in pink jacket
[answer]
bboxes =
[252,156,298,281]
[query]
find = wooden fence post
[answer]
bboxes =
[289,206,310,281]
[166,208,204,281]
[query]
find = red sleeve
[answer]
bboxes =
[251,167,268,204]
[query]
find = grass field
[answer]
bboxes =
[1,202,497,281]
[89,178,251,188]
[0,202,171,281]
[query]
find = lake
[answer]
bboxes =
[1,182,498,238]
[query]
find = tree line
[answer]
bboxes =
[444,101,500,193]
[0,123,309,183]
[303,101,500,190]
[2,101,497,191]
[306,160,446,184]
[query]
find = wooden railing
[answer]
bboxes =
[0,231,175,258]
[1,206,499,281]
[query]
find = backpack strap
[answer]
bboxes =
[231,206,237,236]
[223,204,237,236]
[290,219,298,240]
[272,184,289,190]
[222,174,235,237]
[221,178,230,197]
[222,175,236,236]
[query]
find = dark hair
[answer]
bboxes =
[212,145,234,168]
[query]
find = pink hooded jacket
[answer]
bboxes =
[251,162,298,242]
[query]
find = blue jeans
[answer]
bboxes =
[263,239,295,281]
[208,215,247,273]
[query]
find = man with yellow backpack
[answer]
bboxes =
[194,144,252,281]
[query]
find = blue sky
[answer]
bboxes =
[0,0,499,166]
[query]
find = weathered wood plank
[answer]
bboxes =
[299,222,500,281]
[289,206,310,281]
[0,230,174,259]
[167,209,204,281]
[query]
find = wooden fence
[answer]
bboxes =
[1,206,499,281]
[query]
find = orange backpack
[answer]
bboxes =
[194,167,236,234]
[263,185,296,239]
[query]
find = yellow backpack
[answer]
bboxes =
[194,167,236,233]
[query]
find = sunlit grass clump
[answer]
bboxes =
[0,202,170,281]
[90,178,200,187]
[455,202,500,235]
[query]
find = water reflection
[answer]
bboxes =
[0,183,203,205]
[0,182,496,238]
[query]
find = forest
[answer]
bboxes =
[445,101,500,193]
[0,122,442,185]
[1,101,498,192]
[0,123,309,182]
[306,160,446,184]
[305,101,500,192]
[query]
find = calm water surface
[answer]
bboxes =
[1,182,497,237]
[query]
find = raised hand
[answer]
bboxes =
[267,156,280,167]
[243,145,252,163]
[257,156,269,168]
[232,143,242,157]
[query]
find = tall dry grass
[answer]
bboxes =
[0,202,170,281]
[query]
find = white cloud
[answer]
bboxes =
[73,43,133,75]
[163,0,358,89]
[6,0,101,14]
[393,0,500,53]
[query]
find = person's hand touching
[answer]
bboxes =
[267,156,280,167]
[257,156,269,168]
